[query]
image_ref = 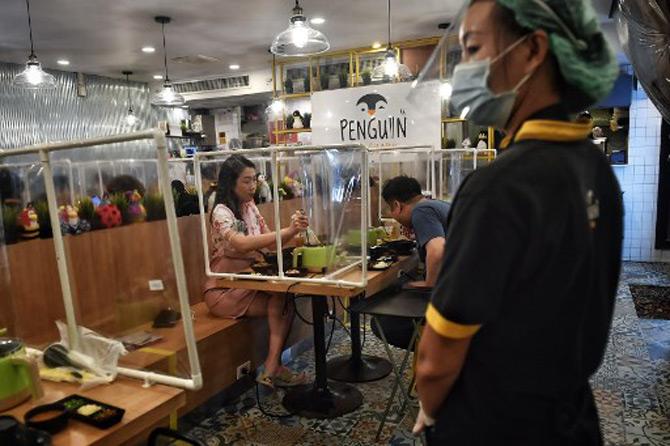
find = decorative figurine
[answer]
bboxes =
[257,174,272,203]
[126,190,146,223]
[292,110,304,129]
[95,204,122,228]
[17,204,39,239]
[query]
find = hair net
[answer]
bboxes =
[496,0,619,111]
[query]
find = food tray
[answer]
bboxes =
[56,394,125,429]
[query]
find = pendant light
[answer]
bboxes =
[151,16,185,107]
[271,1,330,57]
[13,0,56,89]
[372,0,412,82]
[122,71,139,127]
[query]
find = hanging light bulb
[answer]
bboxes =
[122,71,139,127]
[271,1,330,56]
[13,0,56,89]
[151,16,185,107]
[372,0,412,83]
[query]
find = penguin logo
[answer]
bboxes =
[356,93,388,116]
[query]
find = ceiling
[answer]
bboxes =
[0,0,463,83]
[0,0,619,85]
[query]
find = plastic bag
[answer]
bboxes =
[56,320,128,379]
[617,0,670,122]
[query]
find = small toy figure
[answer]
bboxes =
[17,204,39,239]
[292,111,304,129]
[257,174,272,203]
[96,204,122,228]
[461,137,472,149]
[126,190,146,223]
[476,130,488,150]
[59,205,90,235]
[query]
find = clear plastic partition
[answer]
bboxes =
[368,145,437,224]
[195,145,369,288]
[0,130,201,390]
[437,148,496,202]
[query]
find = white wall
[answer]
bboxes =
[612,87,665,261]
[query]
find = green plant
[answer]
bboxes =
[142,193,166,221]
[283,78,293,94]
[304,77,310,93]
[339,70,349,88]
[320,71,329,90]
[361,69,372,85]
[303,112,312,129]
[1,205,20,244]
[33,200,53,238]
[286,114,295,129]
[77,197,95,221]
[109,193,130,224]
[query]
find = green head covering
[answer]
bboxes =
[495,0,619,111]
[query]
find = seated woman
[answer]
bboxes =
[203,154,308,388]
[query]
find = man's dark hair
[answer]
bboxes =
[106,174,146,196]
[382,176,423,203]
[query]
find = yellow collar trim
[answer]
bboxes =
[500,120,592,149]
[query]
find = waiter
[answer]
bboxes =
[413,0,623,445]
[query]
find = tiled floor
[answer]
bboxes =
[182,262,670,445]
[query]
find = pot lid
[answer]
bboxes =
[0,338,24,358]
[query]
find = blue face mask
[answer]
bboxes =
[449,36,534,129]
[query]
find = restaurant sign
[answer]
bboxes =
[311,81,440,149]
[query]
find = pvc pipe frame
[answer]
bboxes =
[194,144,370,289]
[0,129,203,391]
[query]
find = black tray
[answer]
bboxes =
[56,394,125,429]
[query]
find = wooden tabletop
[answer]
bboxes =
[214,255,418,298]
[3,377,185,446]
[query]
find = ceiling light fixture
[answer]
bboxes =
[56,59,70,66]
[229,64,240,70]
[153,74,164,80]
[372,0,412,82]
[271,0,330,56]
[13,0,56,89]
[122,71,139,127]
[310,17,325,25]
[150,16,185,107]
[372,42,382,49]
[142,46,156,53]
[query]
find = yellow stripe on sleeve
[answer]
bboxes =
[425,303,481,339]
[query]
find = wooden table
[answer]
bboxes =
[215,255,418,419]
[3,377,185,446]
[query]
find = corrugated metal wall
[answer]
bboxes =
[0,62,184,161]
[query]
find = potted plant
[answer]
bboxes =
[286,113,295,129]
[143,193,166,221]
[339,69,349,89]
[328,67,340,90]
[361,69,372,85]
[303,112,312,129]
[33,200,53,239]
[304,77,311,93]
[320,71,329,90]
[1,205,20,245]
[284,78,293,95]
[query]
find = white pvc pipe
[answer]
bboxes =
[116,366,202,390]
[39,149,80,351]
[154,129,203,390]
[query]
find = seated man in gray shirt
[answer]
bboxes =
[371,176,450,349]
[382,176,450,288]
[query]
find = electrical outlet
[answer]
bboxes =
[236,361,252,380]
[148,280,165,291]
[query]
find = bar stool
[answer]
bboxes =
[348,287,430,441]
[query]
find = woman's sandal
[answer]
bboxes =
[256,368,308,389]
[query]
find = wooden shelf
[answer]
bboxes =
[273,128,312,135]
[279,92,312,100]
